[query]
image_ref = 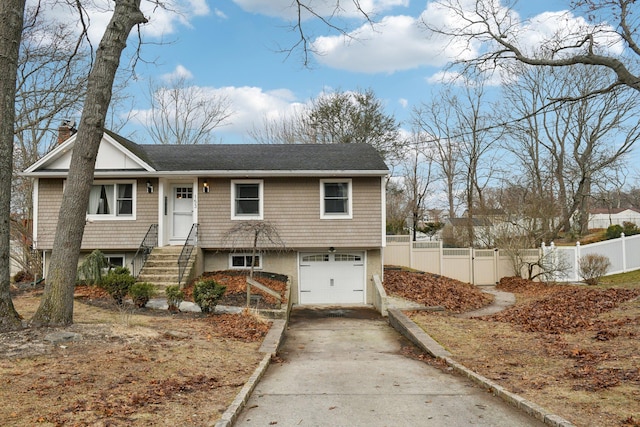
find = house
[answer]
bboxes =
[588,208,640,230]
[22,129,389,306]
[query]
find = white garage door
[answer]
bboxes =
[299,252,365,304]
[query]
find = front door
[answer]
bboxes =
[172,185,193,241]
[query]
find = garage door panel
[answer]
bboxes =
[299,252,365,304]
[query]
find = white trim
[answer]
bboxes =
[231,179,264,220]
[22,132,156,176]
[320,179,352,220]
[381,176,387,247]
[85,180,137,221]
[21,169,389,178]
[32,179,39,249]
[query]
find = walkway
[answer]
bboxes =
[234,307,544,427]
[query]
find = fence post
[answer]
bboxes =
[470,247,474,285]
[575,241,581,282]
[622,232,627,273]
[439,240,443,275]
[550,242,557,282]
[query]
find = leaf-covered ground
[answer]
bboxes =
[0,284,272,426]
[403,273,640,427]
[186,270,288,309]
[383,268,493,312]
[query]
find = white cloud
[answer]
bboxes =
[308,1,624,79]
[26,0,209,46]
[161,65,194,82]
[515,11,624,57]
[311,14,472,73]
[232,0,408,20]
[130,84,306,141]
[214,8,228,19]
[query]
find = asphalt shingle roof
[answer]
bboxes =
[138,143,389,172]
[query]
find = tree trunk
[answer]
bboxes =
[0,0,26,332]
[31,0,146,327]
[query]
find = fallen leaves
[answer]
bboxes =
[487,278,640,334]
[383,268,493,313]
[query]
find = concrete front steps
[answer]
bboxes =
[136,246,195,291]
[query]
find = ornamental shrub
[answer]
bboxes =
[129,282,157,308]
[165,285,184,311]
[193,280,226,313]
[578,254,611,286]
[101,266,135,305]
[605,224,623,239]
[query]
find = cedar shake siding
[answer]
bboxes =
[197,176,383,249]
[36,178,159,250]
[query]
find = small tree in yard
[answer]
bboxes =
[165,285,184,312]
[579,254,611,286]
[223,221,286,307]
[193,280,226,313]
[101,267,135,305]
[129,282,156,308]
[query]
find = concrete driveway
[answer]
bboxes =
[234,307,545,427]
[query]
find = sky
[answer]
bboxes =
[33,0,632,149]
[75,0,599,144]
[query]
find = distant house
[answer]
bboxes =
[22,129,389,306]
[588,208,640,230]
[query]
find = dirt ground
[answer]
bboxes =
[4,268,639,426]
[390,272,640,427]
[0,283,272,427]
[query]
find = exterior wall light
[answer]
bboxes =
[146,180,153,193]
[203,180,210,193]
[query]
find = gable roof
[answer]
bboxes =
[23,130,390,177]
[141,143,388,172]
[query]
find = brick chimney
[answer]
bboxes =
[57,120,76,144]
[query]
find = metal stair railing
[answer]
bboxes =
[130,224,158,278]
[178,223,198,285]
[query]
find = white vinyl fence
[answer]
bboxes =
[385,233,640,285]
[541,233,640,282]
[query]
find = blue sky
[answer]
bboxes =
[36,0,627,146]
[110,0,579,144]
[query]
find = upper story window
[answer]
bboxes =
[321,179,352,219]
[87,181,136,220]
[231,180,263,220]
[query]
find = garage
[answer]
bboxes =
[298,252,365,304]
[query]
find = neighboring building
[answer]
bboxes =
[22,130,389,305]
[588,208,640,230]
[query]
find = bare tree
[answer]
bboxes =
[426,0,640,94]
[0,0,26,331]
[412,92,464,219]
[502,63,640,236]
[31,0,147,326]
[401,131,435,241]
[11,7,92,281]
[222,221,287,306]
[250,88,402,162]
[145,76,233,144]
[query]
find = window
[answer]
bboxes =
[320,179,352,219]
[105,255,124,268]
[230,254,261,269]
[231,180,263,219]
[87,181,135,219]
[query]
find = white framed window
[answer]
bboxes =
[229,253,262,270]
[105,254,125,268]
[231,180,263,220]
[87,181,136,220]
[320,179,352,219]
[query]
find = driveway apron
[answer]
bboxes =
[235,307,545,427]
